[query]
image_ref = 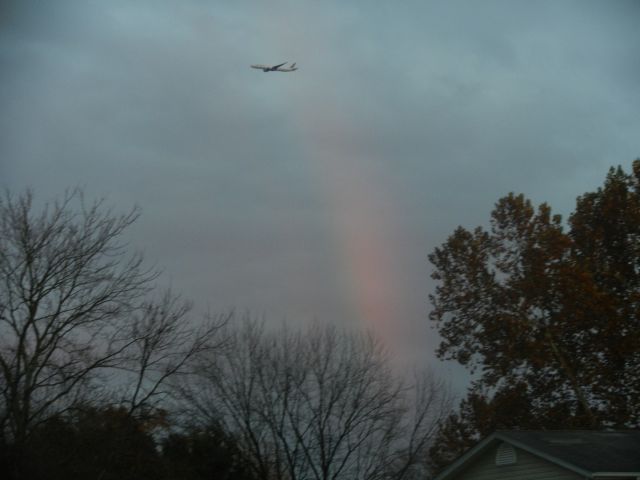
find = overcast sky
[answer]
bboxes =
[2,0,639,387]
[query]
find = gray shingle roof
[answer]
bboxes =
[499,430,640,473]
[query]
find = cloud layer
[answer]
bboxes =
[2,0,639,381]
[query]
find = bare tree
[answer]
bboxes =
[0,189,223,454]
[115,292,229,420]
[181,319,451,480]
[388,371,453,480]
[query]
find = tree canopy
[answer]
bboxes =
[428,161,640,469]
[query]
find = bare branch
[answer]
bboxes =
[181,319,451,480]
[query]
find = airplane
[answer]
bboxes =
[250,62,298,72]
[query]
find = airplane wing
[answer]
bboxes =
[250,62,291,72]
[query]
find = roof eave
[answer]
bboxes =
[493,432,592,478]
[432,434,500,480]
[433,431,639,480]
[592,473,640,478]
[432,433,589,480]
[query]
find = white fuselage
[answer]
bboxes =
[250,63,298,73]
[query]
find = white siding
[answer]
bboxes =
[455,445,585,480]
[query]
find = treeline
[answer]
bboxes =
[1,406,252,480]
[3,160,640,479]
[0,189,450,480]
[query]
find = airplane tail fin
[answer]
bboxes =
[290,62,297,69]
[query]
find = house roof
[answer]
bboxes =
[434,430,640,480]
[499,431,640,474]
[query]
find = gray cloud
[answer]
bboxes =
[2,0,639,388]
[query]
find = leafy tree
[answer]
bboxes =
[161,425,257,480]
[427,161,640,468]
[0,404,259,480]
[4,406,164,480]
[569,163,640,424]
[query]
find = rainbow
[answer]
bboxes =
[258,4,412,352]
[291,101,407,350]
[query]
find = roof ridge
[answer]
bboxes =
[434,430,640,480]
